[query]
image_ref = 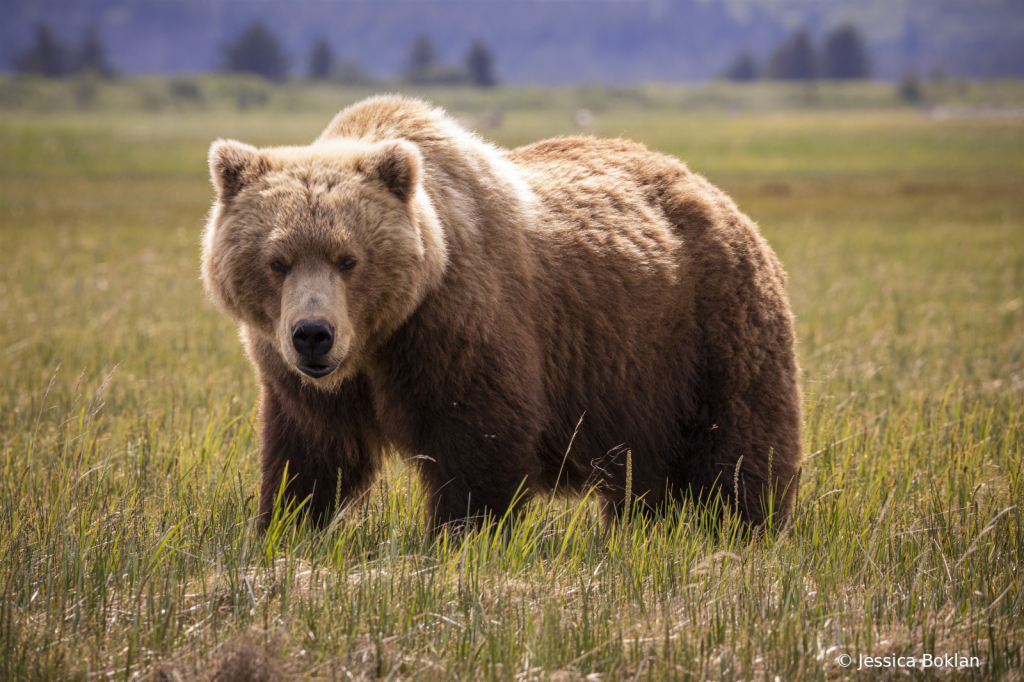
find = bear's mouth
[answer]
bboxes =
[297,363,337,379]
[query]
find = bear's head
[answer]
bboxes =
[202,137,447,389]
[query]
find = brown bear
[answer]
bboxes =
[201,95,802,531]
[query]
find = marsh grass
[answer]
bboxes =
[0,80,1022,680]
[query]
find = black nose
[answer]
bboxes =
[291,320,334,359]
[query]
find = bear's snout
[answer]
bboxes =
[291,320,336,376]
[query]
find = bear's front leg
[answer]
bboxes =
[257,380,383,530]
[409,392,546,532]
[417,444,535,531]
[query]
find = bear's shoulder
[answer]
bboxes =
[316,95,461,146]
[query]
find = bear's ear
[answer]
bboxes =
[209,139,266,200]
[360,140,422,202]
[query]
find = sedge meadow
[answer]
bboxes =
[0,78,1022,681]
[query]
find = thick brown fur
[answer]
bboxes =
[201,95,803,531]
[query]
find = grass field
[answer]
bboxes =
[1,78,1022,681]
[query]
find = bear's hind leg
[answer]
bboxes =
[668,431,800,530]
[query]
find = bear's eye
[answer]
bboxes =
[339,256,357,271]
[270,261,289,274]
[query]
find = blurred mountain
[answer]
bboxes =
[2,0,1022,82]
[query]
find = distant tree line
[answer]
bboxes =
[221,22,497,87]
[222,23,290,81]
[13,20,498,88]
[403,34,497,87]
[725,24,869,81]
[14,24,114,77]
